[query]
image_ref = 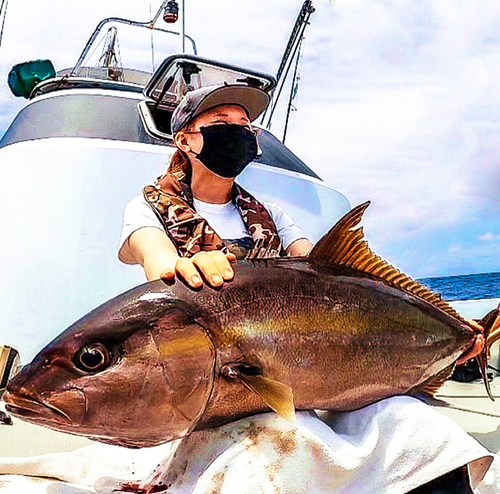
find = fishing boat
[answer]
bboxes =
[0,0,499,487]
[0,0,348,363]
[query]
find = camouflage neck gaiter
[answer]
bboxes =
[143,174,282,260]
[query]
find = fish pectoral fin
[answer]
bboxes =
[406,363,455,400]
[234,370,296,422]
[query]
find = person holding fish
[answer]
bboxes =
[113,85,497,493]
[118,83,312,288]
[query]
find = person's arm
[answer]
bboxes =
[127,227,235,289]
[263,202,312,257]
[286,238,313,257]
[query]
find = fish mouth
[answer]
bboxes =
[3,392,77,426]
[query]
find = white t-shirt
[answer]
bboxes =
[118,193,306,264]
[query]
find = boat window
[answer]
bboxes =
[0,93,171,148]
[144,55,276,111]
[138,100,173,139]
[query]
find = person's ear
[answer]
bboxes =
[174,132,192,153]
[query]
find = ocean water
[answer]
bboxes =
[418,271,500,302]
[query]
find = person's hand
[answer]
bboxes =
[160,251,237,290]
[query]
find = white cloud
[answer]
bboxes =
[283,0,500,275]
[479,233,500,242]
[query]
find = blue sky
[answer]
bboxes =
[0,0,499,278]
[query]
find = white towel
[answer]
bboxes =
[0,396,496,493]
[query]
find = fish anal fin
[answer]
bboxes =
[224,365,296,422]
[407,363,455,400]
[309,203,468,324]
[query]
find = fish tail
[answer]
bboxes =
[481,302,500,358]
[477,303,500,401]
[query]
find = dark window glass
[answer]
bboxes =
[255,129,320,180]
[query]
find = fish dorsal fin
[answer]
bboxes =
[309,202,467,323]
[224,365,296,422]
[407,362,455,400]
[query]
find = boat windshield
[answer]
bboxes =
[69,19,196,84]
[144,55,275,111]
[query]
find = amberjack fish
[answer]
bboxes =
[4,203,500,448]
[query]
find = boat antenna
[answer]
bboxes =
[260,1,315,133]
[0,0,9,49]
[181,0,186,53]
[150,1,156,71]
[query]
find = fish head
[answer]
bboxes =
[4,283,216,448]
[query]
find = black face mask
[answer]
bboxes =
[194,124,258,178]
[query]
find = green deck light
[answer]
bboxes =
[8,59,56,99]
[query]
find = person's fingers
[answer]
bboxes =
[211,251,235,281]
[191,251,225,287]
[175,251,236,290]
[175,257,203,289]
[159,268,176,285]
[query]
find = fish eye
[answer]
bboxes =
[74,343,110,373]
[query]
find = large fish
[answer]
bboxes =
[4,203,500,448]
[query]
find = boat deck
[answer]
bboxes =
[436,376,500,454]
